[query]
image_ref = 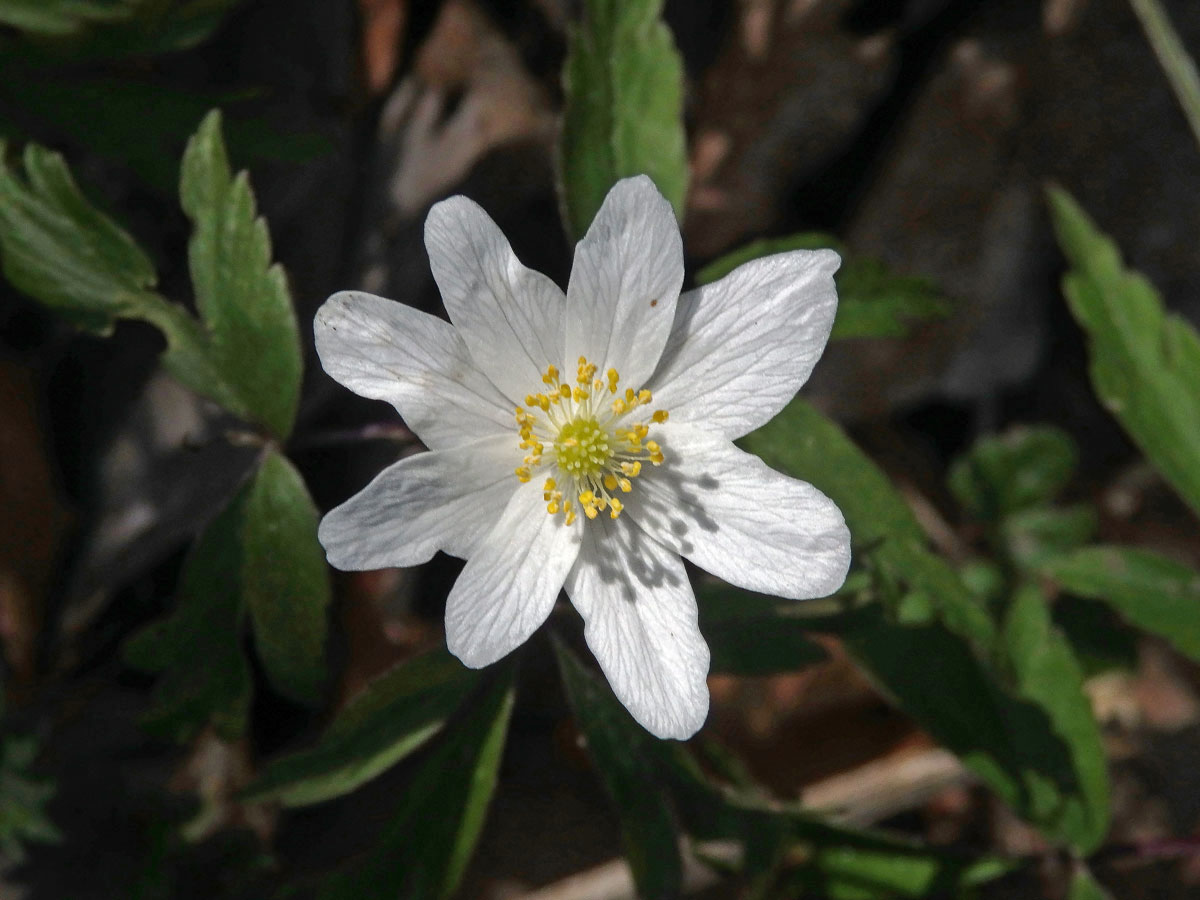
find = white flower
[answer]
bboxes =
[314,176,850,740]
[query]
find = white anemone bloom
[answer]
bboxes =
[315,176,850,740]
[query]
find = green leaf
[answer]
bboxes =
[0,0,136,36]
[1001,505,1098,570]
[0,141,166,334]
[124,473,255,742]
[0,734,60,863]
[243,650,478,807]
[948,426,1079,522]
[696,234,951,341]
[558,0,687,240]
[1042,546,1200,663]
[740,397,995,646]
[555,639,682,900]
[656,742,1015,897]
[125,448,329,739]
[1003,583,1109,852]
[1048,185,1200,518]
[317,670,514,900]
[177,109,302,438]
[0,114,303,437]
[241,451,330,706]
[1068,865,1115,900]
[698,584,830,675]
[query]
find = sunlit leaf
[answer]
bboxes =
[241,451,330,706]
[1043,546,1200,663]
[1068,865,1115,900]
[696,234,951,341]
[558,0,687,240]
[317,671,514,900]
[555,639,682,900]
[1048,185,1200,518]
[244,651,477,807]
[178,109,302,438]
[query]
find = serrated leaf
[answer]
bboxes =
[1042,546,1200,663]
[1048,186,1200,518]
[949,426,1079,522]
[124,474,255,742]
[698,583,830,676]
[1002,583,1110,853]
[244,651,477,807]
[696,234,951,341]
[316,671,514,900]
[555,639,682,900]
[241,451,330,705]
[0,141,167,333]
[177,109,302,438]
[0,115,302,437]
[558,0,687,240]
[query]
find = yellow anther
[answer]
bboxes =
[618,477,632,493]
[652,409,669,423]
[572,386,590,402]
[608,497,624,518]
[584,504,598,519]
[544,477,556,491]
[525,394,537,406]
[625,388,635,404]
[547,500,560,514]
[612,399,628,415]
[621,461,641,477]
[515,466,531,482]
[603,474,618,491]
[565,506,577,525]
[636,425,650,440]
[543,364,559,383]
[646,440,660,453]
[638,389,652,404]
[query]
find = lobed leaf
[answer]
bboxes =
[558,0,687,240]
[125,448,329,740]
[244,651,478,808]
[316,671,514,900]
[696,234,951,341]
[1048,185,1200,518]
[1042,546,1200,663]
[240,452,330,706]
[555,639,682,900]
[178,109,302,438]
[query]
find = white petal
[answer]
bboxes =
[445,479,582,668]
[649,249,840,440]
[314,291,514,450]
[318,434,519,570]
[565,516,710,740]
[629,422,851,599]
[564,176,683,388]
[425,196,566,403]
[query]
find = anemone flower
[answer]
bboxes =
[315,176,850,739]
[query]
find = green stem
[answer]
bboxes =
[1128,0,1200,150]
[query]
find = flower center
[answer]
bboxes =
[513,356,667,525]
